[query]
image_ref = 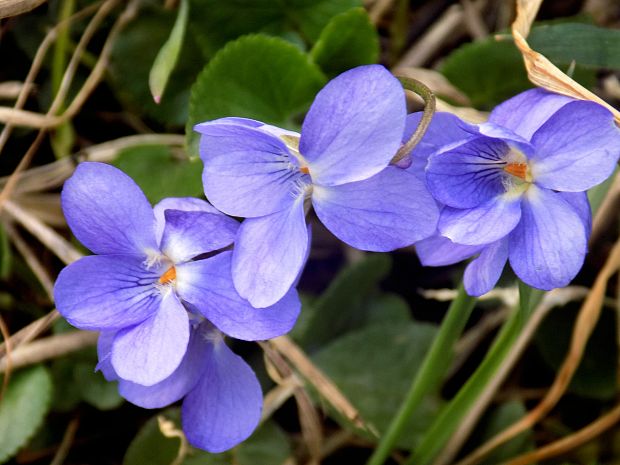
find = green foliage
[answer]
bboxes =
[535,305,618,400]
[236,421,292,465]
[311,7,379,76]
[529,23,620,69]
[410,297,537,465]
[149,0,190,103]
[313,322,439,448]
[109,4,204,126]
[475,401,534,465]
[0,365,52,463]
[112,145,204,204]
[187,0,361,56]
[441,37,532,109]
[186,34,326,155]
[124,408,290,465]
[50,346,123,412]
[291,254,394,350]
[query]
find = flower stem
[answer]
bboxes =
[391,76,436,164]
[365,284,476,465]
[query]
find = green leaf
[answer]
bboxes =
[188,0,361,56]
[109,4,203,126]
[441,37,532,109]
[409,297,538,465]
[124,408,230,465]
[292,254,393,350]
[310,7,378,76]
[149,0,190,103]
[236,421,291,465]
[313,322,440,448]
[535,305,618,400]
[186,34,326,155]
[112,145,203,204]
[529,23,620,69]
[75,364,123,410]
[0,365,52,463]
[0,224,12,279]
[475,401,534,465]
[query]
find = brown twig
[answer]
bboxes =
[454,239,620,465]
[435,286,591,465]
[3,200,82,265]
[0,0,47,18]
[0,314,12,403]
[270,335,374,435]
[0,310,59,357]
[0,1,103,155]
[2,221,55,299]
[49,417,80,465]
[591,173,620,245]
[261,341,323,464]
[502,401,620,465]
[0,330,98,373]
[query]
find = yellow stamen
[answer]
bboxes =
[159,266,176,284]
[504,162,528,180]
[300,166,310,174]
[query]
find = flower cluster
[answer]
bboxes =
[54,64,620,452]
[408,89,619,295]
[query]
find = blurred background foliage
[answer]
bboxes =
[1,0,620,464]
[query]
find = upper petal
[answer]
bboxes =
[438,194,522,246]
[415,234,482,266]
[176,251,301,340]
[312,167,439,251]
[530,100,620,192]
[508,185,588,290]
[402,111,478,165]
[96,331,118,382]
[197,121,304,217]
[160,210,238,264]
[300,65,406,186]
[231,198,309,308]
[182,339,262,453]
[153,197,222,246]
[561,191,592,237]
[463,239,508,296]
[426,137,510,208]
[488,88,573,141]
[112,292,190,386]
[117,324,206,409]
[54,254,160,331]
[61,162,157,255]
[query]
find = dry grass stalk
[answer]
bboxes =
[503,401,620,465]
[261,341,323,464]
[270,335,375,436]
[591,172,620,245]
[0,134,185,196]
[0,310,60,357]
[0,81,32,100]
[49,418,80,465]
[435,286,590,465]
[0,1,103,155]
[0,330,98,374]
[454,238,620,465]
[0,0,46,18]
[2,221,55,299]
[512,0,620,124]
[3,200,82,265]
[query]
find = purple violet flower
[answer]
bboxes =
[53,162,301,450]
[97,320,262,453]
[406,89,620,295]
[195,65,439,308]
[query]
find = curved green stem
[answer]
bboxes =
[366,284,476,465]
[391,76,436,164]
